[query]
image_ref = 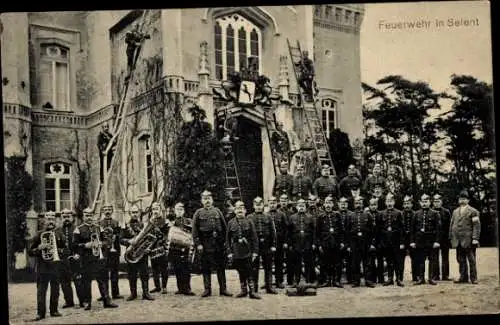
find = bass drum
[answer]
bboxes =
[166,225,200,273]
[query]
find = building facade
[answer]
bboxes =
[2,6,364,240]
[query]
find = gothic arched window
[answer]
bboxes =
[214,14,262,80]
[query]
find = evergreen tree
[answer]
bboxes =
[173,105,226,216]
[327,128,354,178]
[5,156,32,279]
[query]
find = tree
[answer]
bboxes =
[327,128,354,178]
[172,105,226,216]
[5,156,33,279]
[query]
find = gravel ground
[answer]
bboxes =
[8,248,499,324]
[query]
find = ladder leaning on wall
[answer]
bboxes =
[286,38,336,178]
[90,10,151,215]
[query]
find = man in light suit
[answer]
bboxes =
[449,190,481,284]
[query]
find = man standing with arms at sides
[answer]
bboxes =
[57,209,84,309]
[450,190,481,284]
[99,205,123,301]
[307,194,321,284]
[267,196,288,289]
[291,163,313,201]
[248,197,278,294]
[171,202,196,295]
[348,197,376,288]
[287,199,317,284]
[149,202,170,294]
[432,194,452,281]
[29,211,64,321]
[363,163,386,197]
[313,164,338,202]
[366,198,384,284]
[339,164,362,199]
[337,197,353,285]
[378,194,405,287]
[317,196,345,288]
[121,205,154,301]
[72,208,118,310]
[273,161,293,198]
[226,201,261,299]
[401,195,418,282]
[410,194,441,285]
[278,194,295,286]
[192,190,233,298]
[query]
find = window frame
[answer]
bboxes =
[39,43,71,110]
[137,133,154,195]
[321,98,338,139]
[214,14,263,81]
[44,161,73,212]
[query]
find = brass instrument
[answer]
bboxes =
[90,228,104,259]
[40,231,61,262]
[102,226,117,253]
[150,239,167,260]
[124,218,159,264]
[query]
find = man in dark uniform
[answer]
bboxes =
[267,196,288,289]
[401,195,418,282]
[57,209,84,309]
[226,201,261,299]
[287,199,317,284]
[192,190,232,298]
[97,123,115,184]
[363,163,386,197]
[337,197,353,284]
[410,194,441,285]
[366,198,384,284]
[313,164,338,202]
[120,205,154,301]
[348,196,376,288]
[317,196,345,288]
[378,194,405,287]
[72,208,118,310]
[271,122,291,166]
[307,194,321,284]
[171,202,196,295]
[278,194,295,286]
[248,197,278,294]
[291,163,313,201]
[125,23,150,80]
[149,202,170,294]
[99,205,123,300]
[296,50,317,101]
[432,194,452,281]
[29,211,63,321]
[339,164,362,198]
[347,184,362,211]
[273,160,293,198]
[371,185,386,210]
[450,190,481,284]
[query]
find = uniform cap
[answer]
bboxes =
[403,195,412,202]
[234,201,245,208]
[459,190,469,199]
[369,198,378,204]
[83,207,93,214]
[324,196,334,203]
[433,194,442,200]
[129,205,140,212]
[420,194,430,201]
[44,211,56,217]
[354,196,364,202]
[202,190,212,197]
[308,194,317,201]
[322,164,330,169]
[61,208,72,215]
[174,202,185,208]
[338,197,348,203]
[385,194,395,201]
[280,194,288,200]
[253,197,264,204]
[280,161,288,168]
[297,199,306,205]
[269,196,277,202]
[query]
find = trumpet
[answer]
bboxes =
[103,226,117,253]
[40,230,61,262]
[90,229,104,259]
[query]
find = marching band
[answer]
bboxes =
[29,163,482,321]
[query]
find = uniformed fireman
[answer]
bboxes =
[432,194,452,281]
[57,209,84,308]
[338,164,362,198]
[291,164,313,201]
[337,197,353,284]
[317,196,345,288]
[273,160,293,198]
[267,196,287,289]
[226,201,261,299]
[366,198,384,284]
[278,194,295,286]
[401,195,418,282]
[410,194,441,285]
[313,164,338,201]
[248,197,278,294]
[28,211,64,321]
[171,202,196,296]
[307,194,321,284]
[72,208,118,310]
[348,196,376,288]
[99,205,123,300]
[149,202,170,294]
[378,194,405,287]
[363,163,386,196]
[192,190,232,298]
[287,199,317,284]
[120,205,154,301]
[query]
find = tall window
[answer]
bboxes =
[354,12,360,26]
[45,162,72,212]
[214,14,262,80]
[39,44,70,110]
[335,8,342,22]
[138,134,153,194]
[321,99,337,138]
[314,5,322,18]
[325,6,332,19]
[345,10,352,24]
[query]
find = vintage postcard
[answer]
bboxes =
[2,1,497,324]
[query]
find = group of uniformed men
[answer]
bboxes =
[29,161,481,321]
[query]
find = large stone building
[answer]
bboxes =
[2,6,364,243]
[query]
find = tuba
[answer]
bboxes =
[41,231,61,262]
[124,218,158,264]
[90,227,105,259]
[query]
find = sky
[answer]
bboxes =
[360,1,492,98]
